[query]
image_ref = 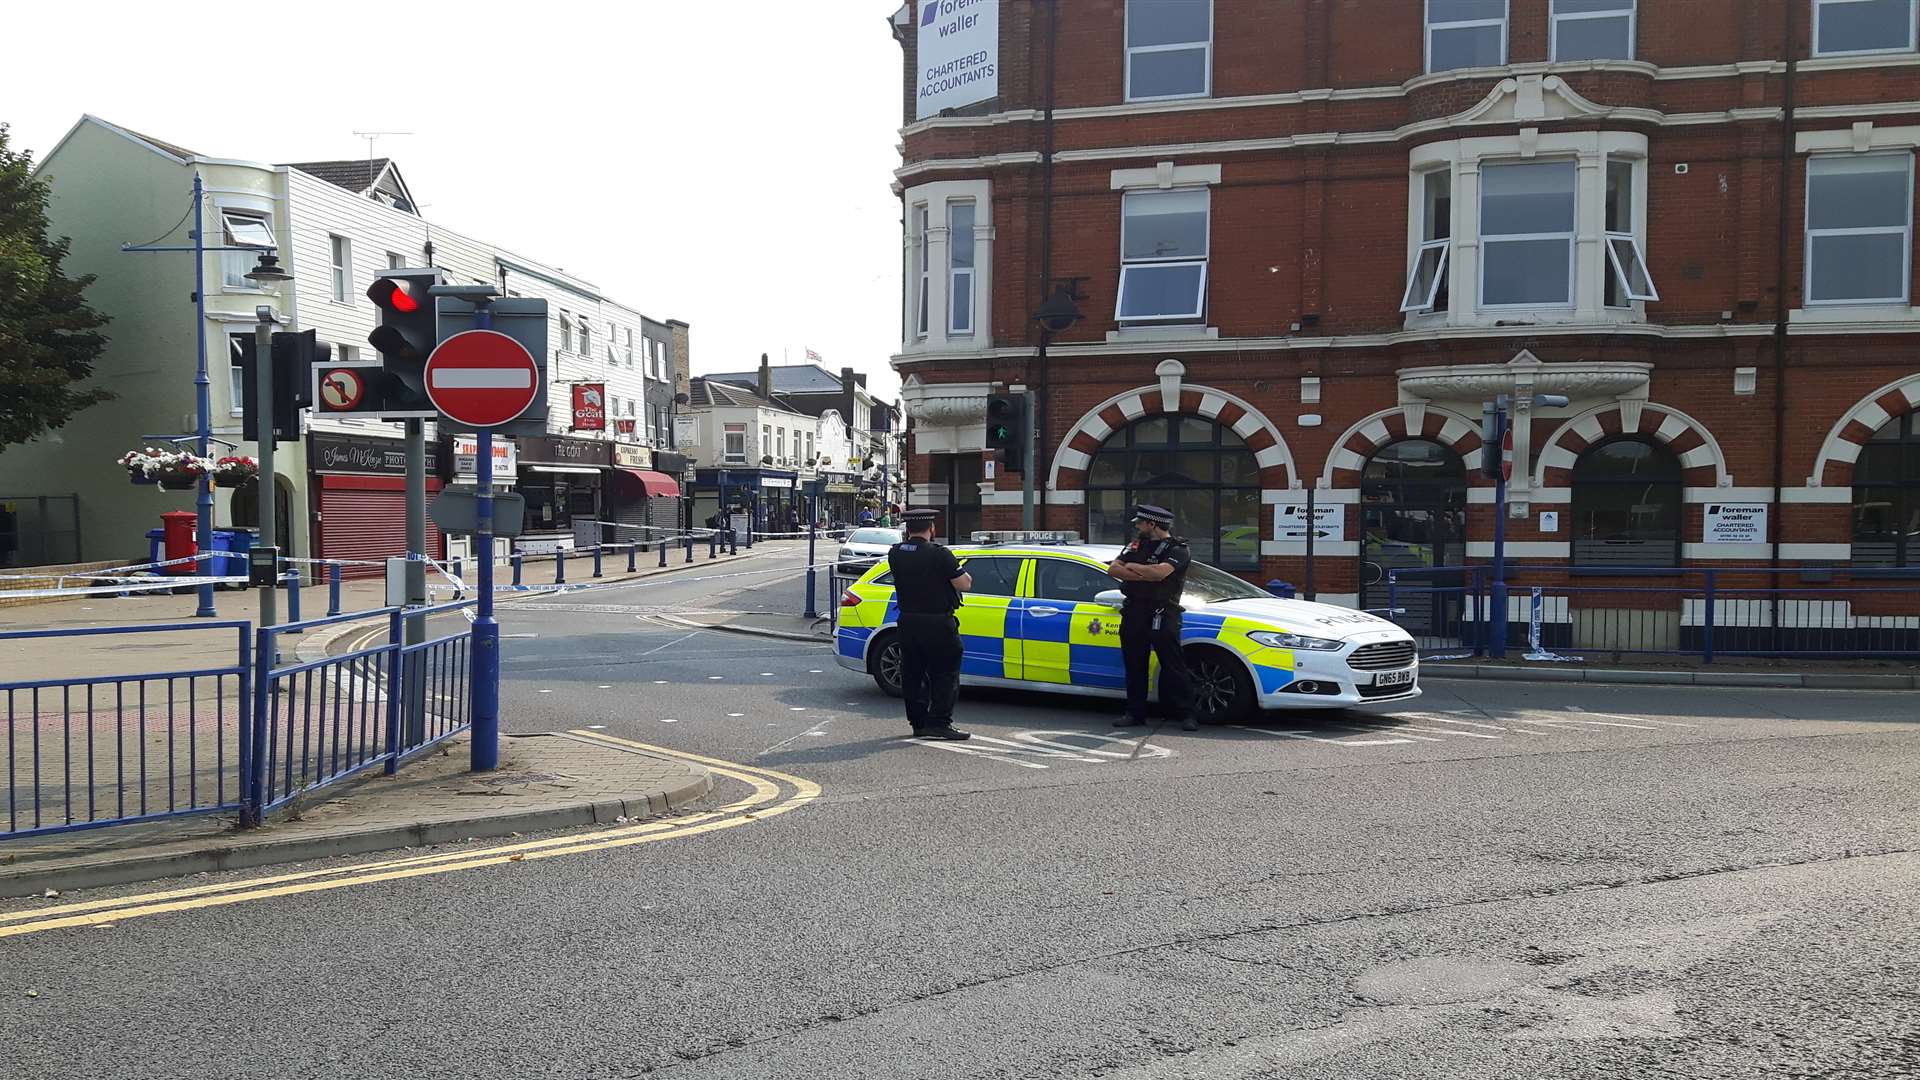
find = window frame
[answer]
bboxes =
[958,555,1025,598]
[1804,152,1915,307]
[1550,0,1635,62]
[1124,0,1214,103]
[1813,0,1920,58]
[220,212,276,290]
[1116,187,1212,324]
[1478,158,1579,311]
[559,313,573,353]
[1426,0,1510,74]
[227,333,249,416]
[386,251,406,271]
[1603,156,1659,305]
[1569,436,1684,568]
[914,203,931,340]
[948,200,976,336]
[328,234,351,303]
[1083,415,1262,570]
[1402,169,1455,313]
[1851,412,1920,568]
[1034,556,1120,605]
[724,424,747,464]
[579,318,592,356]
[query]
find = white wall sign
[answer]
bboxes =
[674,415,698,447]
[452,434,517,477]
[983,458,996,480]
[916,0,999,120]
[1276,502,1346,543]
[1704,503,1768,544]
[762,477,794,490]
[1539,511,1560,533]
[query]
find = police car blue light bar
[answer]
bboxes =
[968,531,1083,545]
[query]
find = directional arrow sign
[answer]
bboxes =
[424,329,540,429]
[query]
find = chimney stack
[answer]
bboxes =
[757,353,773,402]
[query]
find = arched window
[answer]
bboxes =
[1853,413,1920,568]
[1086,415,1260,568]
[1570,438,1682,567]
[1360,440,1467,614]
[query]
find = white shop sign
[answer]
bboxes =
[1703,503,1767,544]
[1276,502,1346,543]
[452,435,517,478]
[762,477,794,490]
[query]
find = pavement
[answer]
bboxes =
[0,730,712,899]
[4,549,1917,1078]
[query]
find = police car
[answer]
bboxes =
[834,533,1419,723]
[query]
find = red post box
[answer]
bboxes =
[160,511,198,575]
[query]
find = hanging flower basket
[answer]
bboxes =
[119,447,213,491]
[211,455,260,490]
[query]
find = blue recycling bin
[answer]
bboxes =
[210,529,256,583]
[145,528,165,570]
[1266,579,1296,599]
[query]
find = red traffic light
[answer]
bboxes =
[367,276,421,313]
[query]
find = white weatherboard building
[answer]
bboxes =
[3,116,685,565]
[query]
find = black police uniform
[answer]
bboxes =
[1113,509,1195,728]
[886,518,967,735]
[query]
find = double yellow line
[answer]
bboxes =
[0,732,817,939]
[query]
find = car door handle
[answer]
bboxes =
[1028,606,1063,617]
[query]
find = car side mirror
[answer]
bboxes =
[1093,589,1126,610]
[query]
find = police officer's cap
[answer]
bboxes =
[900,508,941,524]
[1132,503,1175,526]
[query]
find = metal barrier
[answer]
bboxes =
[1,621,252,837]
[1384,565,1920,661]
[247,600,475,824]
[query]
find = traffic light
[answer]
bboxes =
[239,330,331,441]
[366,269,442,412]
[1479,405,1504,482]
[985,392,1026,473]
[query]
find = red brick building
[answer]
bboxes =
[891,1,1920,642]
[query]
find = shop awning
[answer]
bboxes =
[613,468,681,497]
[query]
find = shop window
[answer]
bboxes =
[1085,415,1259,569]
[1805,153,1912,305]
[1427,0,1507,73]
[1125,0,1211,102]
[1852,412,1920,567]
[1552,0,1634,61]
[1814,0,1917,57]
[1117,189,1209,324]
[1570,438,1682,567]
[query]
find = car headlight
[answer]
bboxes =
[1248,629,1345,652]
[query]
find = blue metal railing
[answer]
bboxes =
[1384,565,1920,661]
[248,599,475,823]
[1,621,252,837]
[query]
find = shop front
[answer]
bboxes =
[817,472,860,529]
[306,430,443,577]
[607,443,683,544]
[690,468,799,540]
[518,435,611,554]
[441,434,518,568]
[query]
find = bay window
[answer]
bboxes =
[1552,0,1634,61]
[902,179,992,351]
[1805,153,1912,306]
[1116,188,1209,323]
[1426,0,1507,73]
[1480,160,1577,308]
[1125,0,1211,102]
[221,213,275,288]
[1814,0,1918,57]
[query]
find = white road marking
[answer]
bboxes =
[760,672,776,676]
[809,669,824,674]
[914,739,1050,769]
[1232,726,1417,747]
[640,630,703,657]
[501,632,539,639]
[789,706,808,711]
[653,680,669,685]
[727,712,745,717]
[587,724,606,729]
[1403,713,1509,732]
[1515,711,1659,731]
[597,684,612,689]
[658,718,679,724]
[708,676,724,681]
[1568,706,1699,728]
[760,717,835,755]
[538,689,554,694]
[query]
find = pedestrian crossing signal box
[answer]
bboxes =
[247,546,280,588]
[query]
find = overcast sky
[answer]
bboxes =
[0,0,906,401]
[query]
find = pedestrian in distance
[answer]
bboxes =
[886,508,973,741]
[1106,503,1198,732]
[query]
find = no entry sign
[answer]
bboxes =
[425,330,540,429]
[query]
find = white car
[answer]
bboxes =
[836,527,904,575]
[835,538,1419,722]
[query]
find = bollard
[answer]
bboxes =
[285,565,302,624]
[512,552,524,586]
[328,562,343,617]
[658,537,669,567]
[555,548,567,585]
[709,533,718,559]
[453,558,465,587]
[627,543,637,573]
[593,544,604,578]
[730,531,739,556]
[685,535,695,563]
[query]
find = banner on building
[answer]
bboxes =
[916,0,998,120]
[572,383,606,431]
[1704,503,1767,543]
[452,434,517,478]
[674,414,698,447]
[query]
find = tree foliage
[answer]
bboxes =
[0,123,112,451]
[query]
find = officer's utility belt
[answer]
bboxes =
[1125,602,1183,630]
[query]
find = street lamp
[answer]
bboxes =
[244,252,292,286]
[1022,280,1087,528]
[245,252,291,634]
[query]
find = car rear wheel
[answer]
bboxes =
[870,630,904,697]
[1186,648,1254,725]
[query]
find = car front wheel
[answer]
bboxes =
[1185,648,1255,725]
[870,631,904,698]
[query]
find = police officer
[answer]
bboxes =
[887,509,973,741]
[1107,503,1197,732]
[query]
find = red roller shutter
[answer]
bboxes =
[316,475,443,578]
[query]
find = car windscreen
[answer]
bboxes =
[847,529,902,546]
[1183,561,1270,604]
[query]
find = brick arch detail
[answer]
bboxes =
[1049,384,1296,492]
[1319,405,1486,489]
[1533,401,1729,489]
[1809,374,1920,488]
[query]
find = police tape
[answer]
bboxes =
[0,576,250,600]
[0,551,215,583]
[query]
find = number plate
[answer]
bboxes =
[1373,669,1414,688]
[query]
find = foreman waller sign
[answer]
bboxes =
[916,0,998,119]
